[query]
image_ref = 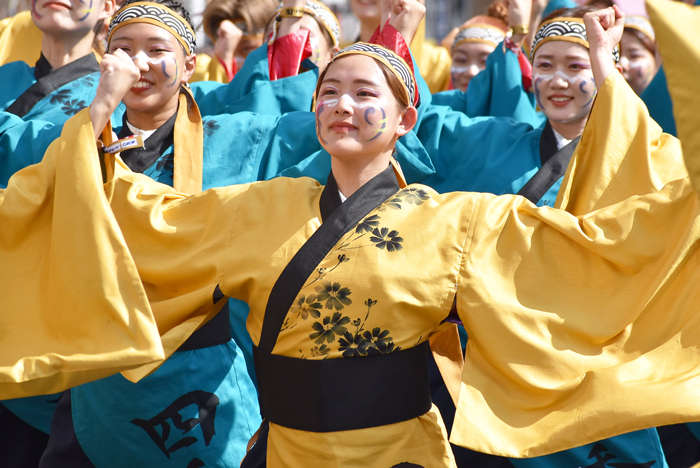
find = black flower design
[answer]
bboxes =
[309,344,330,357]
[362,327,393,347]
[77,75,95,88]
[309,312,351,344]
[338,331,370,357]
[356,214,381,234]
[315,281,352,310]
[367,340,401,355]
[401,188,430,205]
[61,99,87,116]
[290,294,322,320]
[203,119,220,137]
[379,196,403,211]
[370,228,403,251]
[50,89,72,105]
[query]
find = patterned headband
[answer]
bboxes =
[531,17,620,64]
[272,0,341,47]
[453,24,506,50]
[109,2,197,55]
[624,16,655,42]
[327,43,418,108]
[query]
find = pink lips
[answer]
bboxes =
[43,1,71,10]
[547,94,574,107]
[329,121,357,132]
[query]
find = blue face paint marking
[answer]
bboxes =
[364,107,375,125]
[31,0,42,19]
[316,102,328,144]
[161,59,179,87]
[367,107,387,142]
[579,80,587,93]
[534,77,544,110]
[77,0,94,21]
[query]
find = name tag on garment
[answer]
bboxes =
[103,135,144,154]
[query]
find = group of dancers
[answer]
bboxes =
[0,0,700,467]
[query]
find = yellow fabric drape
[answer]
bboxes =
[410,20,452,93]
[190,53,231,84]
[646,0,700,197]
[0,110,164,399]
[555,72,687,214]
[450,71,700,457]
[172,88,203,194]
[0,11,41,66]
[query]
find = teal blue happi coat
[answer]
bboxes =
[0,55,101,188]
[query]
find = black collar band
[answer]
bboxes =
[5,53,100,118]
[117,110,177,174]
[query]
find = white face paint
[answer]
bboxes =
[451,64,480,76]
[130,51,171,66]
[319,93,374,110]
[533,70,587,84]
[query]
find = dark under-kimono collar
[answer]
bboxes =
[34,54,53,80]
[539,120,559,166]
[319,163,400,222]
[117,111,177,173]
[5,53,100,118]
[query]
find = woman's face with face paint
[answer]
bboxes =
[31,0,110,35]
[532,41,596,125]
[451,41,495,91]
[108,23,193,115]
[620,30,656,95]
[315,55,407,161]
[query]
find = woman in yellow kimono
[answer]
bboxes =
[1,3,700,466]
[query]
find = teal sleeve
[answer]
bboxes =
[0,62,36,111]
[191,45,320,118]
[641,67,677,137]
[0,112,60,188]
[416,103,541,194]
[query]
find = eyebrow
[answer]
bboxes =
[535,54,588,60]
[111,35,173,43]
[322,77,382,87]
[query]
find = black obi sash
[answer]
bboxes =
[6,53,100,118]
[517,121,581,204]
[252,165,433,433]
[117,111,177,173]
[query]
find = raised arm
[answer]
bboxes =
[556,7,687,214]
[447,8,699,455]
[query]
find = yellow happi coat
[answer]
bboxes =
[1,62,700,464]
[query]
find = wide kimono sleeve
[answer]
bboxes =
[0,109,164,399]
[646,0,700,196]
[448,70,700,458]
[431,44,544,127]
[451,177,700,458]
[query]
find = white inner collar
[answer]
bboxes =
[126,121,157,141]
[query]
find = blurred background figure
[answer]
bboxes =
[444,0,508,91]
[192,0,278,82]
[620,15,657,95]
